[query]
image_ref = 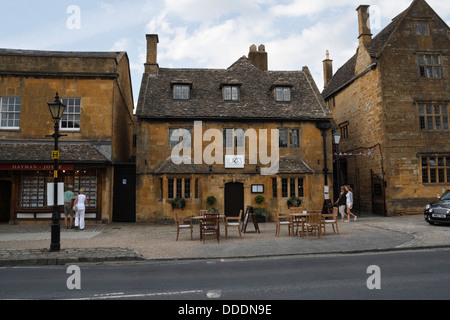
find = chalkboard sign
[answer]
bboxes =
[241,206,260,233]
[322,199,333,215]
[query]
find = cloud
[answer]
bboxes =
[146,1,277,68]
[162,0,272,22]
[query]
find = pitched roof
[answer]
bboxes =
[0,48,129,79]
[153,155,314,174]
[322,3,409,99]
[0,143,110,164]
[137,56,330,121]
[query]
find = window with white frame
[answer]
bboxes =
[275,87,291,102]
[61,98,81,130]
[173,84,190,100]
[223,85,240,102]
[0,96,21,129]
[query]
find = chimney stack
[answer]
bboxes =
[323,50,333,88]
[356,5,372,45]
[145,34,159,74]
[248,44,268,71]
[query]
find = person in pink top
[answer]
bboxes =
[74,188,88,230]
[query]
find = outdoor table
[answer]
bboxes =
[289,212,309,236]
[191,215,225,241]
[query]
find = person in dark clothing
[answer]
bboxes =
[334,186,347,221]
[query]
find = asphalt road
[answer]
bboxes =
[1,249,449,303]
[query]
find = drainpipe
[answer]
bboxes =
[316,121,332,185]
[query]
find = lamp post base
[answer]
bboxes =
[50,207,61,252]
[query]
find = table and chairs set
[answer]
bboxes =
[176,210,243,243]
[276,208,340,239]
[176,207,340,243]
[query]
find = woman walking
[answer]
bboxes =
[74,188,88,230]
[334,186,347,221]
[344,185,357,222]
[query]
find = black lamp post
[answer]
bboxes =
[48,93,66,252]
[333,130,342,202]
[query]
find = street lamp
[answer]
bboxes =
[48,93,66,252]
[333,130,341,202]
[333,130,341,145]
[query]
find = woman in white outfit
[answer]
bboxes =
[74,188,88,230]
[344,185,357,222]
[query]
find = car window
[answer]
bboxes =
[441,191,450,201]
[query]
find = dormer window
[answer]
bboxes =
[223,85,240,102]
[173,84,190,100]
[275,86,291,102]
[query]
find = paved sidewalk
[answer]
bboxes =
[1,213,449,267]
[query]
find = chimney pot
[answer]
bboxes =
[248,43,268,71]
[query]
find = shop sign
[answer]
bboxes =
[225,155,245,169]
[0,164,74,171]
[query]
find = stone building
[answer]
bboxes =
[322,0,450,215]
[136,35,334,222]
[0,49,135,224]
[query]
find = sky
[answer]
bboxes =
[1,0,449,109]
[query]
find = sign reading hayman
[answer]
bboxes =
[0,164,74,171]
[225,155,245,169]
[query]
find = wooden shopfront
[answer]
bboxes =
[0,163,103,223]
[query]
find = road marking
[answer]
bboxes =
[69,290,203,300]
[206,290,222,299]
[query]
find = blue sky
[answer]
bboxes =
[1,0,449,107]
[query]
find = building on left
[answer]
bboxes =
[0,49,135,224]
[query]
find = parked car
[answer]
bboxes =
[424,190,450,225]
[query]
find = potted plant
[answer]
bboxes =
[254,195,267,222]
[206,196,217,206]
[287,196,302,208]
[171,197,186,210]
[206,195,217,212]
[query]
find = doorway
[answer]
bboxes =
[224,182,244,217]
[0,181,11,222]
[113,164,136,222]
[371,171,386,216]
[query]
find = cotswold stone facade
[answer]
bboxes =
[323,0,450,216]
[0,49,134,224]
[136,35,334,222]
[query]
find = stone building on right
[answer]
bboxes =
[322,0,449,216]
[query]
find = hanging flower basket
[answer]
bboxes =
[287,196,302,208]
[171,197,186,210]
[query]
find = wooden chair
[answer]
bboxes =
[323,207,339,235]
[200,210,208,215]
[290,208,304,236]
[200,214,220,243]
[275,210,291,237]
[304,213,323,239]
[225,210,243,239]
[175,213,193,241]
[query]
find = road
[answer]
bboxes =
[1,249,449,303]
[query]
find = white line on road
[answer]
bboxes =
[68,290,204,300]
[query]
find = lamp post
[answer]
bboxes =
[333,130,342,202]
[47,93,66,252]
